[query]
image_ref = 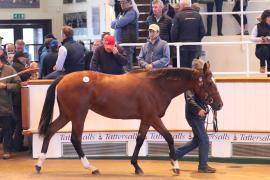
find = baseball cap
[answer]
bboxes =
[50,40,58,48]
[148,24,160,32]
[104,35,115,46]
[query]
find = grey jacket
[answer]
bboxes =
[0,64,21,117]
[138,37,170,69]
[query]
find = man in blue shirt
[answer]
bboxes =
[138,24,170,70]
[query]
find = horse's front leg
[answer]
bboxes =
[131,121,150,175]
[151,118,180,175]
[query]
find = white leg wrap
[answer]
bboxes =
[81,156,98,171]
[37,153,46,167]
[172,160,180,169]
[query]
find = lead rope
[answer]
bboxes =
[205,107,218,132]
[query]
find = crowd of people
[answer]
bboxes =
[0,0,269,173]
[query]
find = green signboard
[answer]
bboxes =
[13,13,25,20]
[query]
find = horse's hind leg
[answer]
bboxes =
[151,118,180,175]
[70,115,99,175]
[36,114,69,173]
[131,121,150,175]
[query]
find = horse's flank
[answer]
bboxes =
[56,69,195,120]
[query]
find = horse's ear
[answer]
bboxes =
[203,61,210,74]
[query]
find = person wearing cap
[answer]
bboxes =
[42,40,59,77]
[146,0,172,43]
[11,51,32,152]
[171,0,205,68]
[251,9,270,75]
[138,24,170,70]
[38,34,56,61]
[0,56,21,159]
[44,26,85,79]
[175,59,216,173]
[39,38,54,78]
[111,0,138,71]
[90,35,128,75]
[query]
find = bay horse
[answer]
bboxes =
[35,62,223,175]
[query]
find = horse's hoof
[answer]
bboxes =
[172,168,180,175]
[135,168,144,175]
[35,165,41,173]
[92,169,100,175]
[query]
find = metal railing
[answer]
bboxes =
[120,40,267,76]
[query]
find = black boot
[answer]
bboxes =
[198,165,216,173]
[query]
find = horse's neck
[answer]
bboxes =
[159,78,194,99]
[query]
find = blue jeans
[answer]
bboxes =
[176,117,209,168]
[122,46,134,71]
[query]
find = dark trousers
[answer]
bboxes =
[176,117,209,168]
[13,105,24,151]
[232,1,247,26]
[0,116,14,153]
[180,49,198,68]
[207,0,223,35]
[255,46,270,76]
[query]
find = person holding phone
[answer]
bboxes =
[90,35,128,75]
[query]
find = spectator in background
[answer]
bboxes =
[42,40,59,77]
[11,51,31,152]
[232,0,249,35]
[0,47,8,65]
[138,24,170,70]
[90,35,128,74]
[38,34,56,61]
[251,10,270,75]
[109,0,139,18]
[0,57,21,159]
[5,43,15,65]
[5,43,15,54]
[162,0,175,19]
[44,26,85,79]
[7,53,14,65]
[84,39,102,70]
[206,0,223,36]
[171,0,205,68]
[111,0,139,71]
[150,0,176,19]
[39,38,53,78]
[146,0,172,43]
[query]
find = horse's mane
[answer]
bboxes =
[129,68,195,80]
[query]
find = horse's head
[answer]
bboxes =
[193,61,223,111]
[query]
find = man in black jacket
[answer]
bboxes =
[146,0,172,42]
[171,0,205,68]
[175,59,216,173]
[90,35,128,75]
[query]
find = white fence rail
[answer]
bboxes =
[120,40,269,76]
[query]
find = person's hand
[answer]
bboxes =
[0,82,7,89]
[53,65,56,71]
[145,64,153,71]
[198,109,206,118]
[261,36,269,44]
[112,46,119,55]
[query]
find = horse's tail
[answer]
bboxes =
[38,76,64,135]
